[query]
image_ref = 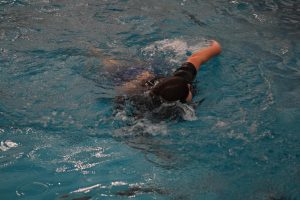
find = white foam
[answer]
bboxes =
[111,181,128,186]
[143,39,189,57]
[114,110,128,121]
[113,117,168,137]
[113,100,197,138]
[176,102,198,121]
[0,140,18,151]
[71,184,103,193]
[215,121,227,128]
[127,119,168,136]
[142,38,211,64]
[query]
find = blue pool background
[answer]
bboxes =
[0,0,299,199]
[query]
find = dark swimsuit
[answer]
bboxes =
[172,62,197,83]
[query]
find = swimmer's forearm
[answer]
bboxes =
[187,40,221,71]
[116,71,154,95]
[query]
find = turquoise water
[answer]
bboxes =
[1,0,299,199]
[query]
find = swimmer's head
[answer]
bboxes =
[150,76,192,103]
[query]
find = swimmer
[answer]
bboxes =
[117,40,222,103]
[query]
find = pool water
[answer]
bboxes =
[1,0,299,199]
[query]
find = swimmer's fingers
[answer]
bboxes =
[210,40,222,52]
[136,71,154,81]
[103,59,120,66]
[116,81,139,95]
[89,47,121,64]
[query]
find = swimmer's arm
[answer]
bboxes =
[116,71,155,94]
[115,80,139,95]
[187,40,221,71]
[89,47,122,71]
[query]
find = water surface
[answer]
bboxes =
[0,0,299,199]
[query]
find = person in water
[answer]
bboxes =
[116,40,222,104]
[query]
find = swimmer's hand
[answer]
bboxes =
[210,40,222,54]
[136,71,154,82]
[187,40,221,71]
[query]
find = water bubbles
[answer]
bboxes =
[51,111,57,116]
[111,181,127,186]
[253,13,266,22]
[0,140,18,151]
[180,0,187,6]
[54,146,111,175]
[142,38,210,65]
[215,121,227,128]
[280,47,289,55]
[176,103,197,121]
[142,39,188,59]
[55,166,67,173]
[71,184,103,194]
[114,118,168,137]
[114,110,128,121]
[230,0,239,4]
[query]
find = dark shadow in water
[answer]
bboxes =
[116,185,169,197]
[182,10,207,27]
[60,194,91,200]
[125,135,180,170]
[268,195,297,200]
[112,93,205,170]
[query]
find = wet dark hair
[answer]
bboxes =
[150,76,189,103]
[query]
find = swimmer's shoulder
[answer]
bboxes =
[116,71,160,95]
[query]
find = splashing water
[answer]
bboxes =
[142,38,211,65]
[0,140,18,152]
